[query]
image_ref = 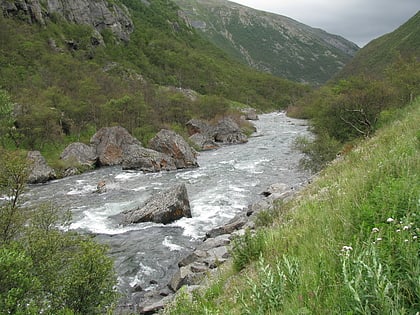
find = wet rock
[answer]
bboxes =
[169,266,204,291]
[122,184,191,224]
[149,129,198,169]
[27,151,56,184]
[205,213,247,239]
[121,144,177,172]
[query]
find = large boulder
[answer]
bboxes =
[60,142,97,167]
[149,129,198,169]
[121,144,177,172]
[189,133,219,151]
[122,184,191,224]
[241,108,259,120]
[90,126,141,166]
[27,151,56,184]
[186,119,211,136]
[213,117,248,144]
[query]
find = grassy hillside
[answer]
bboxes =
[164,97,420,314]
[335,11,420,80]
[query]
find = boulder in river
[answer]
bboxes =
[27,151,56,184]
[213,117,248,144]
[60,142,98,168]
[90,126,142,166]
[149,129,199,169]
[122,183,191,224]
[121,144,177,172]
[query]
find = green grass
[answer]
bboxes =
[163,99,420,314]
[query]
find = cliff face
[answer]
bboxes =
[0,0,133,42]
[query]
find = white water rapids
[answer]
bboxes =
[23,112,311,304]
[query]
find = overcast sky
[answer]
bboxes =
[232,0,419,47]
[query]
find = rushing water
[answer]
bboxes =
[24,112,310,304]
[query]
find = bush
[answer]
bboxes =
[231,229,266,271]
[294,133,342,173]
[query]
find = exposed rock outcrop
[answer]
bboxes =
[0,0,133,42]
[90,126,142,166]
[121,184,191,224]
[60,142,97,168]
[149,129,199,169]
[27,151,56,184]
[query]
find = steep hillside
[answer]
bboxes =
[335,10,420,80]
[0,0,309,155]
[174,0,359,84]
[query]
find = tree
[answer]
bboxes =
[0,90,18,148]
[0,150,29,244]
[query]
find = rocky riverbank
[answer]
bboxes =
[124,181,307,314]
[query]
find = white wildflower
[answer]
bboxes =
[396,229,401,233]
[403,225,410,230]
[413,235,418,240]
[341,245,353,252]
[376,237,382,242]
[372,227,380,233]
[386,217,394,223]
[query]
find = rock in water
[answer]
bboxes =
[90,126,142,166]
[27,151,56,184]
[122,184,191,224]
[121,144,177,172]
[149,129,198,169]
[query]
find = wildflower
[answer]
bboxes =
[341,245,353,252]
[371,227,380,233]
[386,217,394,223]
[376,237,382,242]
[396,229,401,233]
[413,235,418,240]
[404,239,409,243]
[403,225,410,230]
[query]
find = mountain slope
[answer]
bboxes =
[335,10,420,80]
[174,0,359,85]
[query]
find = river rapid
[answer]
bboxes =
[24,112,311,304]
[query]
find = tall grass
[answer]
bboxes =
[163,99,420,314]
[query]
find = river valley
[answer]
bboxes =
[24,112,311,306]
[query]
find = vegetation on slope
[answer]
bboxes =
[174,0,359,85]
[0,150,117,314]
[163,96,420,315]
[334,11,420,81]
[0,0,309,164]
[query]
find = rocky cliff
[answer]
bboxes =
[175,0,359,84]
[0,0,133,42]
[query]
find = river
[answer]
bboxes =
[24,112,311,305]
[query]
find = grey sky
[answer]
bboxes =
[232,0,419,47]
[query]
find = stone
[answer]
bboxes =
[205,214,248,238]
[149,129,198,169]
[189,133,219,151]
[121,144,177,172]
[90,126,141,166]
[241,108,259,120]
[122,184,191,224]
[27,151,56,184]
[60,142,97,167]
[213,117,248,144]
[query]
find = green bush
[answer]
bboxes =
[231,229,267,271]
